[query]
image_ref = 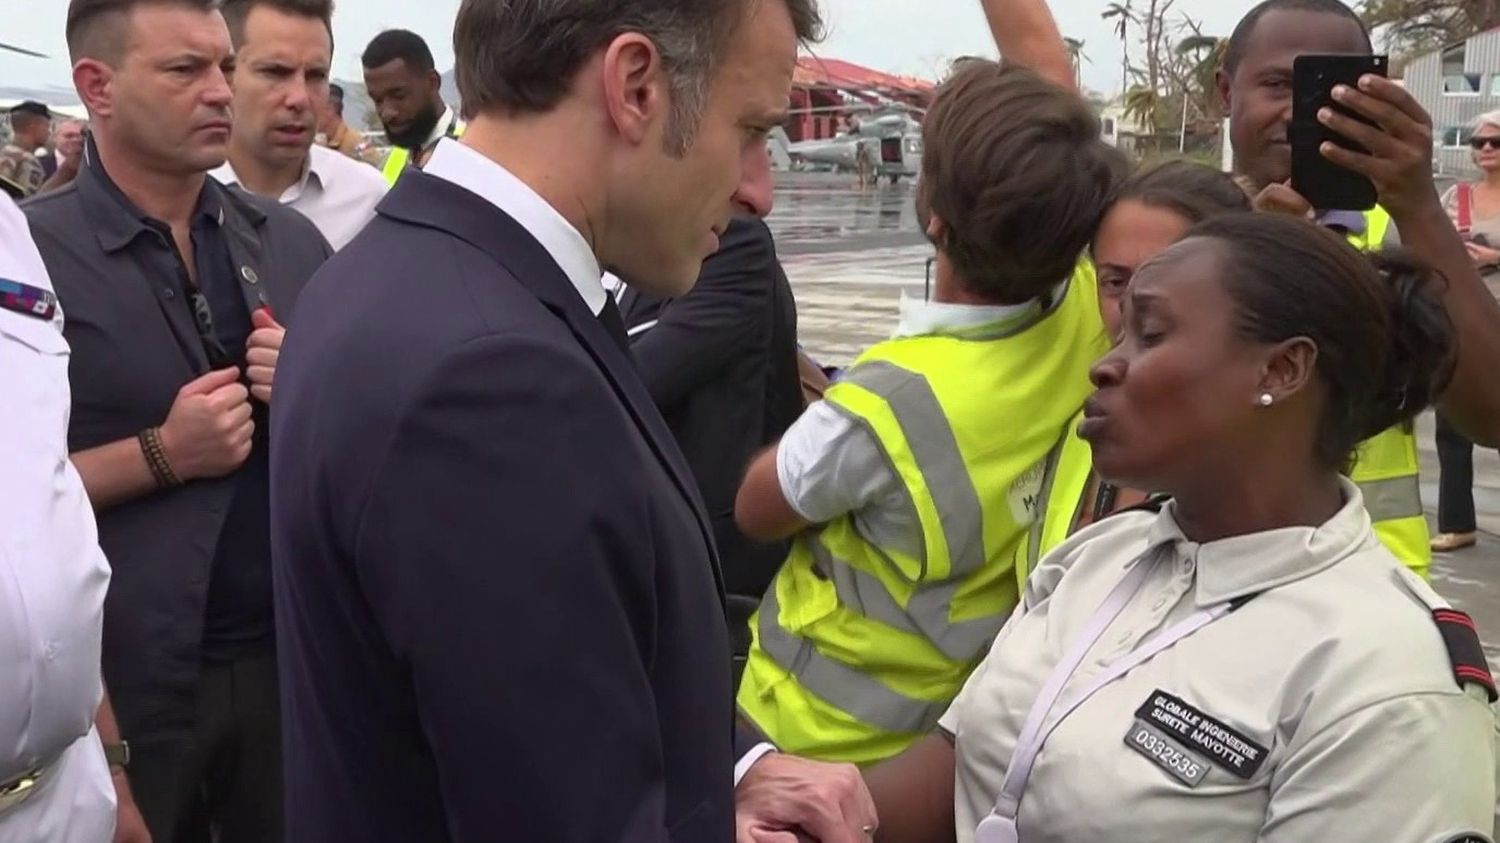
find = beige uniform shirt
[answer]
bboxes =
[941,480,1497,842]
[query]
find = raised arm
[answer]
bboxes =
[980,0,1075,92]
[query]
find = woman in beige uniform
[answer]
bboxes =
[859,213,1498,842]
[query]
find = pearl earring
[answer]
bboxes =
[1258,393,1274,407]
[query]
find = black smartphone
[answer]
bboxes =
[1291,54,1389,211]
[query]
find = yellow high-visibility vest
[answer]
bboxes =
[737,261,1108,765]
[381,118,466,186]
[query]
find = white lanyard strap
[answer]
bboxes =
[987,547,1240,824]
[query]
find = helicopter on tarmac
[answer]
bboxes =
[772,105,923,185]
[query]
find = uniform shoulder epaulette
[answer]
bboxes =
[1431,607,1497,703]
[0,277,58,321]
[1392,568,1498,702]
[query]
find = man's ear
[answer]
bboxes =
[1216,66,1232,113]
[599,32,667,147]
[74,60,114,119]
[925,212,948,243]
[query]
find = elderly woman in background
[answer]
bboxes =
[1431,110,1500,553]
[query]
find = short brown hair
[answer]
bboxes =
[220,0,333,49]
[453,0,823,154]
[918,60,1125,303]
[67,0,220,63]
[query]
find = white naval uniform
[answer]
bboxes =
[942,479,1498,843]
[0,194,115,842]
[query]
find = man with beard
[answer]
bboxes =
[212,0,386,250]
[361,29,462,185]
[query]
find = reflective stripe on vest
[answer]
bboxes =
[837,361,986,578]
[755,584,953,734]
[739,260,1109,763]
[1345,206,1431,576]
[1034,410,1093,560]
[381,146,410,185]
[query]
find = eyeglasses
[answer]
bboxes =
[1470,137,1500,150]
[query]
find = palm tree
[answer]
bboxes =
[1176,33,1226,123]
[1101,1,1136,93]
[1063,37,1090,90]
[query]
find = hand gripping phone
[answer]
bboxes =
[1290,54,1389,211]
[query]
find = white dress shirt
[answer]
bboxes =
[421,138,606,315]
[211,144,387,251]
[0,194,115,842]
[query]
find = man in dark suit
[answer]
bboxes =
[269,0,874,841]
[621,216,804,656]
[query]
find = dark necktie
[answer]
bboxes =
[598,295,630,352]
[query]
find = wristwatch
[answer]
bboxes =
[103,741,130,770]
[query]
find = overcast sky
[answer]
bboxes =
[0,0,1345,99]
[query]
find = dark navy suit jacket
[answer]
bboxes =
[269,170,744,841]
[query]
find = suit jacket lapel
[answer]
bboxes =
[377,173,725,594]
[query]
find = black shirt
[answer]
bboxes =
[88,144,274,660]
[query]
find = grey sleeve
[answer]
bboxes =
[1260,692,1497,842]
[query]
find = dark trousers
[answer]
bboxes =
[1437,413,1478,534]
[128,652,282,843]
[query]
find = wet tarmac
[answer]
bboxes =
[768,171,1500,679]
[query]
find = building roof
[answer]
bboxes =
[794,56,935,96]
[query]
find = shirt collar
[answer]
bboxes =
[79,136,224,253]
[421,137,605,315]
[1136,477,1372,607]
[1316,209,1368,235]
[421,106,459,151]
[212,147,334,204]
[894,280,1068,340]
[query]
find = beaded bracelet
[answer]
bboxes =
[138,427,182,489]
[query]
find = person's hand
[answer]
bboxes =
[158,367,253,482]
[1466,241,1500,268]
[735,753,877,843]
[246,308,284,404]
[112,769,152,843]
[1252,180,1315,219]
[1316,74,1440,220]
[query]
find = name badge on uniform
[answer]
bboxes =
[1123,718,1210,787]
[1134,690,1269,780]
[0,277,57,321]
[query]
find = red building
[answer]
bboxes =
[787,57,935,142]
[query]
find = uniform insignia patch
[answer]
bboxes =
[1135,690,1268,780]
[0,277,57,321]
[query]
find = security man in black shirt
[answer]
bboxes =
[22,1,331,840]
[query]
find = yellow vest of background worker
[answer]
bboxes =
[380,120,467,185]
[737,261,1109,765]
[1035,207,1431,576]
[1342,206,1429,576]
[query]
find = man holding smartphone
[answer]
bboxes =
[1218,0,1500,577]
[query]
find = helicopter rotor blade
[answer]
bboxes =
[0,42,49,59]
